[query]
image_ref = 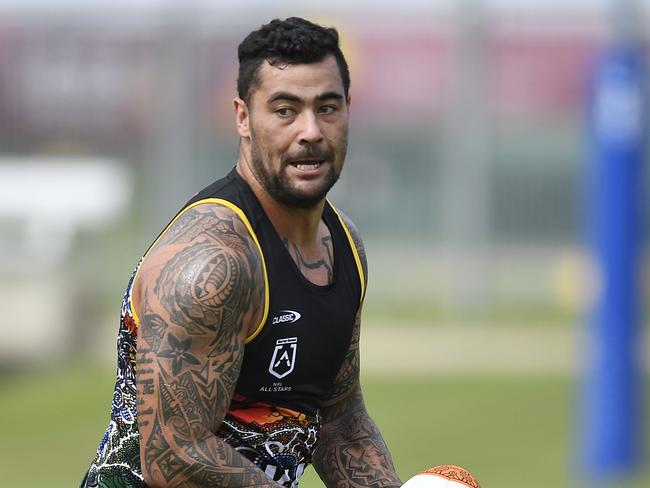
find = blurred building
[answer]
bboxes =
[0,0,648,362]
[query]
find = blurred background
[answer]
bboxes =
[0,0,648,487]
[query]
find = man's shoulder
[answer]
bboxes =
[136,201,265,294]
[329,205,367,280]
[157,201,256,250]
[133,201,267,338]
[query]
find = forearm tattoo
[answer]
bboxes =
[313,310,401,488]
[136,205,278,487]
[313,213,400,488]
[314,387,401,488]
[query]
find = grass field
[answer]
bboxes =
[0,362,647,487]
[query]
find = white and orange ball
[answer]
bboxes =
[401,465,481,488]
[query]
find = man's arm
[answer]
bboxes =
[312,214,402,488]
[134,204,280,487]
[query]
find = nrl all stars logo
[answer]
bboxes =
[267,337,298,379]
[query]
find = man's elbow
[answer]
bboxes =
[140,464,167,488]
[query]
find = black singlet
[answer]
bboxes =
[186,167,364,415]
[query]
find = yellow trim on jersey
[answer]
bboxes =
[328,201,366,303]
[129,198,269,344]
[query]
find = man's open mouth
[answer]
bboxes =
[290,160,324,170]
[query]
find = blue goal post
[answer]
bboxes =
[581,43,646,481]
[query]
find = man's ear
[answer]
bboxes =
[233,97,250,138]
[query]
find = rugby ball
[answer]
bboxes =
[401,465,480,488]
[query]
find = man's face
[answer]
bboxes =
[240,55,349,208]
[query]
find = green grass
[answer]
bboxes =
[0,365,647,487]
[362,299,578,327]
[0,365,116,486]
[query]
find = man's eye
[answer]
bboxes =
[276,107,294,117]
[319,105,337,114]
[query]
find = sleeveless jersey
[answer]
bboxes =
[82,168,364,488]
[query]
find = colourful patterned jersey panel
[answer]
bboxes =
[217,394,321,487]
[83,265,145,488]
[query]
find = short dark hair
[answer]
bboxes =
[237,17,350,103]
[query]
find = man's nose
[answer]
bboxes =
[298,112,324,145]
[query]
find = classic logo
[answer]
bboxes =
[268,337,298,379]
[272,310,302,325]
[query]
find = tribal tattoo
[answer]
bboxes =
[135,204,280,487]
[313,324,401,488]
[337,210,368,283]
[314,387,402,488]
[312,213,401,488]
[282,231,334,286]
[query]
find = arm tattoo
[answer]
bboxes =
[314,386,401,488]
[313,213,401,488]
[337,209,368,285]
[136,205,279,487]
[322,307,361,406]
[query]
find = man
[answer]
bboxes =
[82,17,402,488]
